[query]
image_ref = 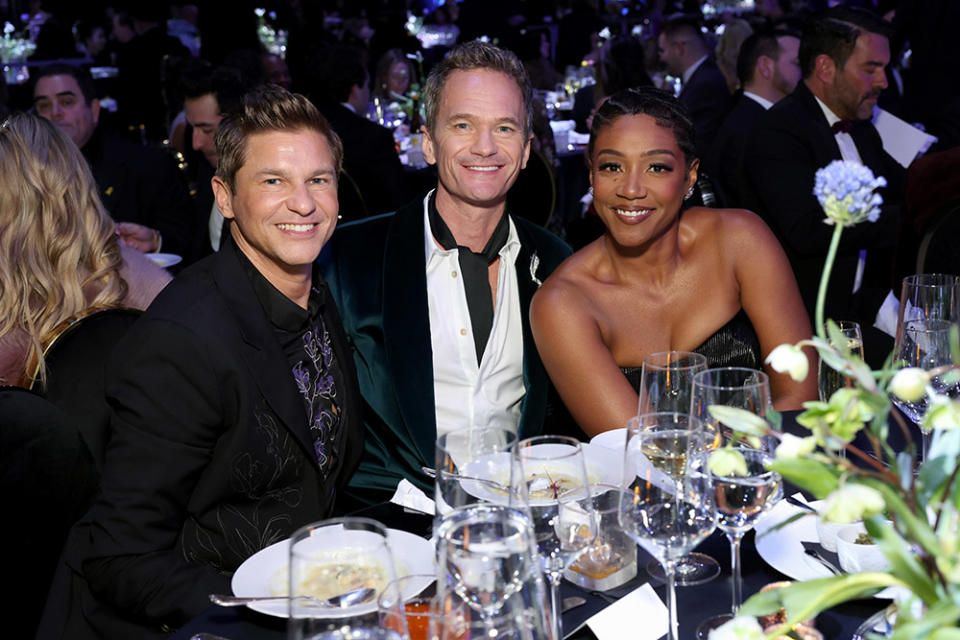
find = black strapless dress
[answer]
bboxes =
[620,309,762,391]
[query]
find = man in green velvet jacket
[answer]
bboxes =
[320,41,572,507]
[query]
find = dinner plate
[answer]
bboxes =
[460,442,630,506]
[230,528,434,618]
[589,428,626,451]
[754,499,900,599]
[146,252,182,268]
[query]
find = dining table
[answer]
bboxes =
[169,410,917,640]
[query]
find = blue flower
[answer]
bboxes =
[813,160,886,227]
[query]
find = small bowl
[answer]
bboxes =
[836,524,890,573]
[815,515,859,553]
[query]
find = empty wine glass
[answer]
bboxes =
[896,274,960,328]
[288,518,399,640]
[510,435,598,640]
[818,320,864,401]
[434,427,517,529]
[691,367,771,449]
[694,447,783,639]
[619,424,716,640]
[638,352,719,586]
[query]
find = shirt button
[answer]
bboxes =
[451,270,458,278]
[459,328,467,336]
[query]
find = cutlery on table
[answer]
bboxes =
[190,634,232,640]
[786,495,818,514]
[420,466,513,492]
[803,548,841,575]
[561,596,586,613]
[209,586,376,608]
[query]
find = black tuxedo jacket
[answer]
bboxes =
[37,238,362,639]
[678,57,732,160]
[741,81,904,322]
[319,195,572,506]
[708,93,766,207]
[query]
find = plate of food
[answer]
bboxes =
[146,252,182,268]
[230,527,434,618]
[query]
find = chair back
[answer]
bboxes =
[508,147,557,227]
[916,203,960,275]
[338,167,370,223]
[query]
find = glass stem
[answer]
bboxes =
[728,532,745,615]
[664,560,679,640]
[921,429,932,464]
[548,573,562,640]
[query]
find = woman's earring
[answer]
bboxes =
[588,186,594,195]
[684,186,695,201]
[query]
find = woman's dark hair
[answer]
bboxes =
[589,86,697,169]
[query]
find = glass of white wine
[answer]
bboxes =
[818,320,864,401]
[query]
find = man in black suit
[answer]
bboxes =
[320,41,572,507]
[33,64,201,263]
[38,86,362,639]
[741,7,904,348]
[658,16,731,160]
[710,30,801,207]
[310,45,409,218]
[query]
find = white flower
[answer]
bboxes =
[820,484,885,523]
[889,368,929,403]
[708,616,766,640]
[813,160,886,227]
[765,343,809,382]
[776,433,817,459]
[923,396,960,431]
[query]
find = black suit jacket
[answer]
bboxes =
[38,237,362,639]
[708,93,766,207]
[678,57,732,161]
[319,195,572,507]
[322,104,409,217]
[741,81,904,323]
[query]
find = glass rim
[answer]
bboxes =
[289,516,389,547]
[641,350,709,370]
[691,367,769,390]
[902,273,960,287]
[514,434,584,462]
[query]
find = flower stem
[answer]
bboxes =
[815,223,845,340]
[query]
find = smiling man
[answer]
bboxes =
[741,7,904,364]
[38,86,362,639]
[320,41,572,507]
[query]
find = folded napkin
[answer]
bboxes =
[586,583,667,640]
[874,290,899,338]
[390,478,436,515]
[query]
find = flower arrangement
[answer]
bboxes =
[0,21,35,84]
[254,8,287,58]
[707,160,960,639]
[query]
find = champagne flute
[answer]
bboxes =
[638,352,719,586]
[818,320,864,401]
[510,435,598,640]
[619,422,716,640]
[691,367,771,449]
[891,318,960,461]
[694,447,783,639]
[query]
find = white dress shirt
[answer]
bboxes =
[743,91,774,111]
[422,192,525,438]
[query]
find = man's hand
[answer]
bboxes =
[116,222,161,253]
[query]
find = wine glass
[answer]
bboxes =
[288,518,399,640]
[818,320,864,401]
[694,447,783,639]
[619,422,716,640]
[429,588,552,640]
[638,351,719,586]
[896,274,960,328]
[891,318,960,461]
[509,435,598,640]
[691,367,771,449]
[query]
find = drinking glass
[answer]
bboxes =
[433,503,541,632]
[818,320,864,401]
[510,435,598,640]
[429,589,552,640]
[564,483,638,591]
[892,318,960,460]
[379,574,440,640]
[896,274,960,328]
[288,518,399,640]
[638,351,719,586]
[434,427,517,529]
[619,423,716,640]
[691,367,771,449]
[694,447,783,639]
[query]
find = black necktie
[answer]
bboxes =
[831,120,857,134]
[428,196,510,365]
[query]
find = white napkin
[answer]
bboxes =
[390,478,436,515]
[568,131,590,146]
[874,290,900,338]
[586,583,668,640]
[872,107,938,168]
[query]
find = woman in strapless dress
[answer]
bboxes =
[531,87,817,437]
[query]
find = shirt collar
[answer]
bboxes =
[814,95,843,128]
[743,91,774,110]
[682,55,709,85]
[421,189,521,267]
[340,102,356,114]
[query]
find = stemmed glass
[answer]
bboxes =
[619,417,716,640]
[896,274,960,328]
[288,518,399,640]
[434,426,517,528]
[638,352,719,586]
[694,447,783,639]
[510,435,598,640]
[818,320,864,401]
[691,367,771,449]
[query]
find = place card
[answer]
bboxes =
[586,582,668,640]
[389,478,435,515]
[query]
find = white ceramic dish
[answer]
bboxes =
[230,528,434,618]
[146,252,183,268]
[589,428,626,451]
[836,524,890,573]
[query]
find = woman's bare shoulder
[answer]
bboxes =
[533,241,605,313]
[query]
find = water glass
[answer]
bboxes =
[434,427,517,529]
[818,320,864,401]
[638,351,708,415]
[691,367,771,448]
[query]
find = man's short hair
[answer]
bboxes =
[422,40,533,138]
[180,62,248,119]
[660,15,707,45]
[214,85,343,192]
[799,7,893,79]
[737,30,792,86]
[32,63,97,104]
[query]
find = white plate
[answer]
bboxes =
[460,442,629,506]
[589,428,626,451]
[146,252,182,268]
[754,499,901,599]
[230,528,434,618]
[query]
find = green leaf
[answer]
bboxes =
[707,405,770,437]
[951,324,960,364]
[766,407,783,433]
[919,429,960,504]
[766,458,839,499]
[888,599,960,640]
[863,516,939,604]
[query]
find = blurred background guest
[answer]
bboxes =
[714,17,753,92]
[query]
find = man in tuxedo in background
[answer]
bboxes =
[320,41,571,507]
[658,16,731,160]
[741,7,904,362]
[710,30,801,207]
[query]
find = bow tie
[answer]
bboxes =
[831,119,857,134]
